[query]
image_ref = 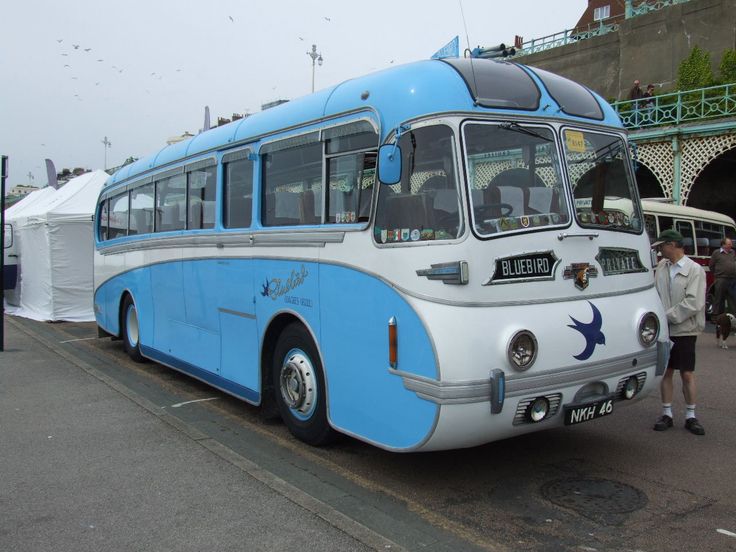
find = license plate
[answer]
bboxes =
[564,397,614,425]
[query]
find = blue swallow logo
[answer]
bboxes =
[567,301,605,360]
[260,279,271,297]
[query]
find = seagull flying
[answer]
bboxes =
[72,44,80,49]
[228,15,234,22]
[57,39,63,43]
[324,16,330,21]
[84,48,92,52]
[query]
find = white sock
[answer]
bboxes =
[686,405,696,419]
[662,403,672,418]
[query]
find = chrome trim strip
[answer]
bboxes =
[98,231,346,255]
[389,348,658,404]
[218,307,256,320]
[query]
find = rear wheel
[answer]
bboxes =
[272,323,336,446]
[121,295,145,363]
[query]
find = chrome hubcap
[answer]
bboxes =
[126,305,139,347]
[279,351,316,416]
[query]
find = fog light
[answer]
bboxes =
[527,397,550,422]
[508,330,538,371]
[638,312,659,346]
[622,376,639,400]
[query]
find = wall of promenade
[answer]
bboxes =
[519,0,736,101]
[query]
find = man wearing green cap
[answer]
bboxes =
[651,228,706,435]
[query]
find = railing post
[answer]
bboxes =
[672,136,682,204]
[625,0,633,18]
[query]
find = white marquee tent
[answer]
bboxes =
[6,170,108,321]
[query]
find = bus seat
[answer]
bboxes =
[161,203,181,231]
[696,237,710,256]
[710,238,723,249]
[420,175,448,192]
[383,193,434,230]
[526,187,558,214]
[486,186,524,217]
[132,211,147,234]
[270,191,300,225]
[433,189,459,215]
[189,202,203,228]
[300,190,320,224]
[203,201,215,227]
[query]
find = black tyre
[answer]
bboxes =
[121,295,146,363]
[272,323,336,446]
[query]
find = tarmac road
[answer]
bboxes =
[2,315,736,552]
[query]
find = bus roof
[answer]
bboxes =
[641,199,736,227]
[107,58,622,187]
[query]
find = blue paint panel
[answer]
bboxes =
[319,265,438,449]
[171,320,220,374]
[150,259,185,355]
[220,311,260,394]
[141,345,259,403]
[153,139,192,168]
[183,260,222,333]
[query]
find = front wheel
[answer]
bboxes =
[121,295,145,363]
[272,323,336,446]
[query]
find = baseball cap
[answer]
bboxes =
[651,228,683,247]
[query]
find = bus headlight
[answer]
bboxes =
[508,330,538,371]
[638,312,659,346]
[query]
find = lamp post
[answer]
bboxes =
[101,136,112,170]
[307,44,323,93]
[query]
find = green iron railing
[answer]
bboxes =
[512,0,693,58]
[610,83,736,129]
[513,22,619,56]
[630,0,691,17]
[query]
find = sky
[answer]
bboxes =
[1,0,587,188]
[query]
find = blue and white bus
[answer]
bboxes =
[94,58,669,451]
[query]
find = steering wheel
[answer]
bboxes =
[474,203,513,220]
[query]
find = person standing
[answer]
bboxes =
[628,80,644,126]
[642,84,656,123]
[708,237,736,317]
[652,229,706,435]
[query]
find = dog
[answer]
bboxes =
[714,313,736,349]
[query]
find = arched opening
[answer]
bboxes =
[634,163,665,199]
[687,148,736,221]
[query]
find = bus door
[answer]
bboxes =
[674,219,696,257]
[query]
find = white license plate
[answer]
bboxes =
[564,398,614,425]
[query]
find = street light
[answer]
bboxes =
[307,44,323,93]
[101,136,112,170]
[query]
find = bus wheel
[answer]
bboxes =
[272,323,336,446]
[121,295,145,363]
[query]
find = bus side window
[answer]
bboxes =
[187,166,216,230]
[675,220,695,256]
[261,141,322,227]
[224,158,253,229]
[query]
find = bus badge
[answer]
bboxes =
[563,262,598,290]
[520,216,530,228]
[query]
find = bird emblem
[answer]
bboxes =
[567,301,605,360]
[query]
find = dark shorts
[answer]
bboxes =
[668,335,697,372]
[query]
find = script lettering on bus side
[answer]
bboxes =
[261,265,310,301]
[483,251,559,285]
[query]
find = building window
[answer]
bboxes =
[593,5,610,21]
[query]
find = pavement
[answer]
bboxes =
[0,316,385,552]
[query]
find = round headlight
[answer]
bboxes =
[623,375,639,400]
[528,397,550,422]
[508,330,538,371]
[638,312,659,346]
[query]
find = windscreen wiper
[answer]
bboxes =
[499,122,552,142]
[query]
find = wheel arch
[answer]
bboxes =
[260,311,322,407]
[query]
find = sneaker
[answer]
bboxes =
[654,415,673,431]
[685,418,705,435]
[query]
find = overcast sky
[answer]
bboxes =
[1,0,587,187]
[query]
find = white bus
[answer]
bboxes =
[93,58,668,451]
[641,199,736,315]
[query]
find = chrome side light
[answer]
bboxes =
[508,330,538,371]
[622,376,639,400]
[638,312,659,346]
[527,397,550,422]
